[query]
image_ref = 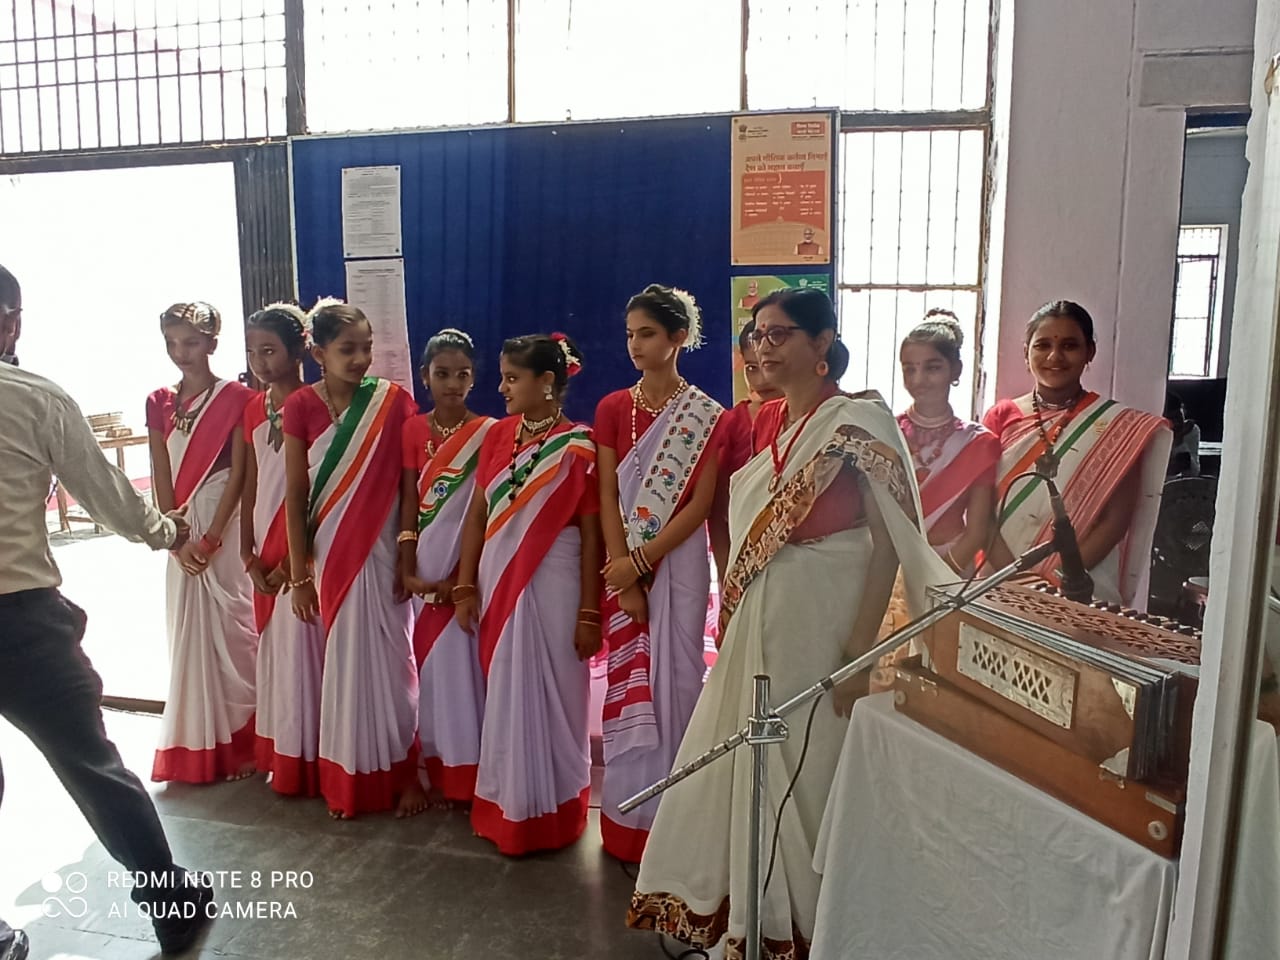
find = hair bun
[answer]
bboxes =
[922,308,964,347]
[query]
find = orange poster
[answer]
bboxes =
[731,113,834,266]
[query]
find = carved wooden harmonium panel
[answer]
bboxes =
[921,581,1200,783]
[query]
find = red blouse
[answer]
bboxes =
[981,398,1024,442]
[753,388,864,541]
[281,386,334,444]
[401,413,437,474]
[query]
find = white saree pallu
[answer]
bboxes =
[994,392,1171,607]
[307,378,419,817]
[152,380,259,783]
[601,385,722,862]
[628,393,951,960]
[247,395,325,797]
[412,416,495,802]
[470,419,597,855]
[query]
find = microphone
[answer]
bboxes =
[1042,473,1094,604]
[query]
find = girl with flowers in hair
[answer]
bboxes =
[593,284,726,862]
[453,332,602,855]
[148,301,258,784]
[241,302,326,796]
[397,327,495,807]
[281,299,426,819]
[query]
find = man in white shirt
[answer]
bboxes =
[0,266,215,959]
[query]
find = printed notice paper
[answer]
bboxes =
[344,259,415,395]
[341,166,403,259]
[730,114,834,266]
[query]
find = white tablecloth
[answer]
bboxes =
[811,694,1280,960]
[811,693,1177,960]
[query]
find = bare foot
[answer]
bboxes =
[328,808,347,820]
[225,762,257,782]
[395,782,430,819]
[424,786,450,811]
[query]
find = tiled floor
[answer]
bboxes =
[2,531,674,960]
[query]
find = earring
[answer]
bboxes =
[816,360,829,377]
[952,379,961,387]
[543,385,554,401]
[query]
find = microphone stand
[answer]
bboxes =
[619,537,1059,960]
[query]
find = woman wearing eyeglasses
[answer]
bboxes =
[628,288,948,959]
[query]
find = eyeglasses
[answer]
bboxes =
[746,325,803,347]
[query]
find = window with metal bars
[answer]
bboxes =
[747,0,993,416]
[0,0,289,153]
[1171,225,1227,380]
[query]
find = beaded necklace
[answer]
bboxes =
[507,411,561,502]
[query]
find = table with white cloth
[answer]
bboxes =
[811,693,1280,960]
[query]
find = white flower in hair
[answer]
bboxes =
[670,287,704,350]
[557,336,575,367]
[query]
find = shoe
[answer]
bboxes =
[0,930,29,960]
[152,872,215,955]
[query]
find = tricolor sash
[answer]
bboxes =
[477,421,596,675]
[412,416,496,662]
[307,377,408,633]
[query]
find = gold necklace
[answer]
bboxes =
[521,409,560,434]
[426,411,466,458]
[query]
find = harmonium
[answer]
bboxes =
[891,580,1201,858]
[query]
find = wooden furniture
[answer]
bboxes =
[55,432,150,533]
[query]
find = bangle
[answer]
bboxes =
[451,584,478,603]
[629,546,653,577]
[577,609,602,625]
[396,530,419,545]
[577,618,602,628]
[287,575,313,590]
[199,535,221,555]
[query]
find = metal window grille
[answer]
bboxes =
[0,0,289,154]
[748,0,994,416]
[1171,225,1226,379]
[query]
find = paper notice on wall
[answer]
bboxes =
[731,114,834,266]
[341,165,403,259]
[344,259,415,395]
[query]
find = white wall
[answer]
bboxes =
[987,0,1255,413]
[1180,131,1249,376]
[0,163,245,479]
